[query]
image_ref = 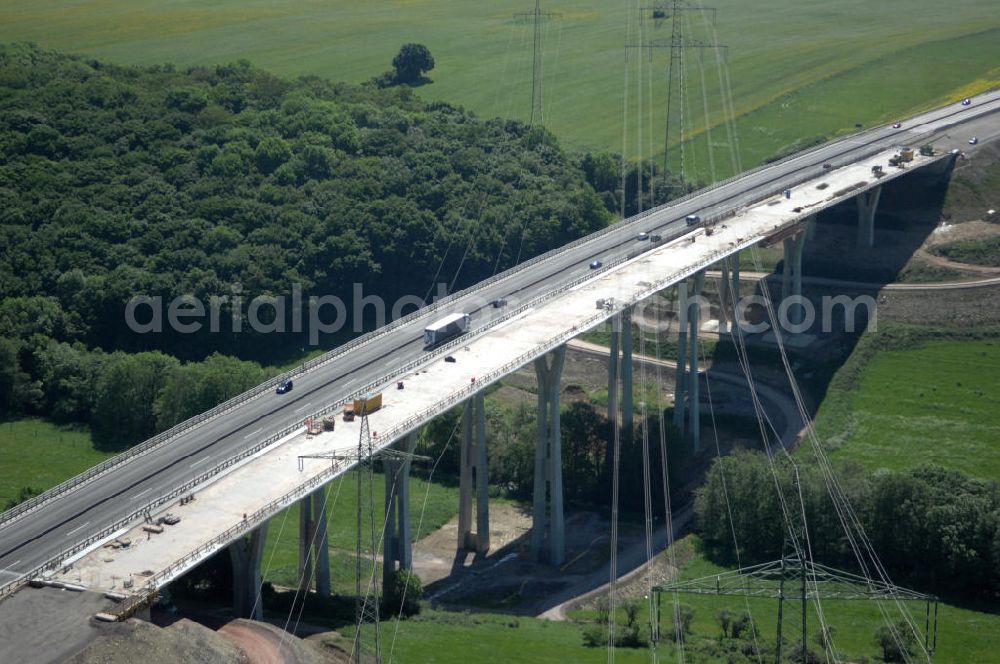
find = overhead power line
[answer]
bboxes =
[627,2,726,181]
[515,0,562,126]
[653,551,939,663]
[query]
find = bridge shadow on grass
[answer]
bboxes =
[707,161,954,420]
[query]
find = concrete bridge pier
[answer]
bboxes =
[532,344,567,565]
[730,255,741,328]
[383,431,418,592]
[856,186,882,248]
[673,270,705,451]
[719,258,731,335]
[229,523,269,619]
[719,254,747,333]
[295,488,331,597]
[781,231,807,325]
[458,394,489,554]
[607,308,635,438]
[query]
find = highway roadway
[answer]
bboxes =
[1,91,998,594]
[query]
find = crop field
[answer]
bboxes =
[2,1,999,180]
[812,335,1000,480]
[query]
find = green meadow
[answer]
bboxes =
[0,419,113,507]
[811,330,1000,480]
[343,535,1000,663]
[2,0,999,179]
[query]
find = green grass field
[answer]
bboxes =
[349,609,654,664]
[564,536,1000,663]
[811,334,1000,480]
[653,538,1000,664]
[260,470,459,593]
[0,419,113,507]
[2,1,998,180]
[342,534,1000,663]
[933,236,1000,267]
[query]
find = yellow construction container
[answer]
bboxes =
[352,392,382,415]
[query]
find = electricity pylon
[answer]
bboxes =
[628,2,725,181]
[515,1,561,126]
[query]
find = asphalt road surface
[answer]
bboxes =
[1,91,998,593]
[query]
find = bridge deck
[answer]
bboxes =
[53,145,942,596]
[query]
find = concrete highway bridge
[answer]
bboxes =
[1,92,998,639]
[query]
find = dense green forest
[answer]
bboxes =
[0,44,696,447]
[0,43,614,358]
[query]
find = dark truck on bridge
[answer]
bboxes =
[424,312,471,347]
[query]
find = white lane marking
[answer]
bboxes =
[243,427,263,440]
[0,568,22,578]
[130,488,152,501]
[189,456,212,468]
[294,402,313,413]
[65,521,91,538]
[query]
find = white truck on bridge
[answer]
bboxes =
[424,312,471,347]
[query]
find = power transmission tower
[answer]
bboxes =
[515,1,561,126]
[628,2,725,182]
[297,406,428,664]
[653,551,939,662]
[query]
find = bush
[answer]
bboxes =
[669,603,695,642]
[382,568,422,618]
[874,621,918,663]
[582,624,605,648]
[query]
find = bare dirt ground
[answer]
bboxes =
[69,617,246,664]
[218,619,336,664]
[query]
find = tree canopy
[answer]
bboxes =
[391,43,435,84]
[0,43,610,363]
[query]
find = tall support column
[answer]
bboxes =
[533,344,567,565]
[312,489,330,597]
[382,432,418,593]
[294,488,330,596]
[458,394,489,554]
[607,314,621,432]
[730,256,741,332]
[782,237,794,302]
[719,258,731,335]
[687,270,705,453]
[297,494,314,594]
[383,459,399,588]
[792,235,804,300]
[856,186,882,248]
[782,232,807,325]
[398,431,416,570]
[229,523,269,619]
[673,281,689,433]
[620,307,634,441]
